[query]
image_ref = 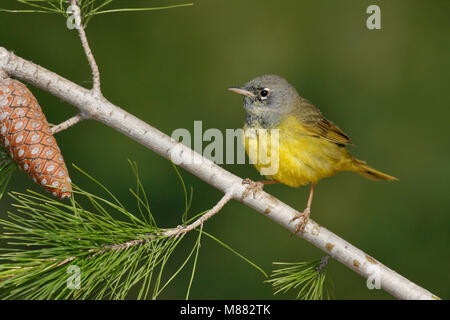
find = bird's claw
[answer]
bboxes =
[292,207,311,234]
[241,178,265,200]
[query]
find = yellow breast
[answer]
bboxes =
[243,116,352,187]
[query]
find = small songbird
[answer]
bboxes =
[229,74,397,230]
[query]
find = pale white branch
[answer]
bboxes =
[51,113,86,134]
[0,47,439,300]
[71,0,101,94]
[163,192,233,237]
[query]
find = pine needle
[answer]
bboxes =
[0,163,189,299]
[0,151,16,200]
[266,257,333,300]
[0,161,266,299]
[0,0,194,26]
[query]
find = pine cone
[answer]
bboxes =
[0,78,72,199]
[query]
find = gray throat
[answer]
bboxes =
[245,113,282,129]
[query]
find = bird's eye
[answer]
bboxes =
[260,89,269,99]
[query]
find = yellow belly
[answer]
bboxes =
[243,117,352,187]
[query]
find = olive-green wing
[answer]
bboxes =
[295,100,352,146]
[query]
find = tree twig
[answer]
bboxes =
[51,113,86,134]
[0,47,439,300]
[71,0,101,95]
[163,192,233,237]
[49,193,231,267]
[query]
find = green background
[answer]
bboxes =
[0,0,449,299]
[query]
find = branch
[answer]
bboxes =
[70,0,101,94]
[163,192,233,237]
[51,113,86,134]
[88,193,232,256]
[0,47,439,300]
[34,192,232,271]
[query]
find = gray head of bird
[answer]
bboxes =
[228,74,301,124]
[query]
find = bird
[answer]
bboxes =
[229,74,397,231]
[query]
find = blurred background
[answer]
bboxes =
[0,0,449,299]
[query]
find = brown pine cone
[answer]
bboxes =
[0,78,72,199]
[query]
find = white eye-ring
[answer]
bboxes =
[260,88,270,100]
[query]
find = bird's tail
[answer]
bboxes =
[351,159,398,181]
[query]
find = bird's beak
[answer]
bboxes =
[228,87,256,99]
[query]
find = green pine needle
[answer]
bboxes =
[171,162,194,224]
[0,162,194,299]
[0,0,194,26]
[0,185,178,299]
[266,257,333,300]
[0,161,267,299]
[0,151,16,200]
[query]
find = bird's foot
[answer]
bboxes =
[291,207,311,234]
[241,178,265,200]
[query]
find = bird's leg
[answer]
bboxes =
[292,183,315,233]
[241,178,278,200]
